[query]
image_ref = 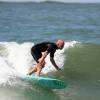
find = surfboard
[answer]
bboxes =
[20,75,66,89]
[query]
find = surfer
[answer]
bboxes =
[28,39,65,76]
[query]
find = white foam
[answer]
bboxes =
[0,41,78,84]
[0,57,15,84]
[5,42,34,75]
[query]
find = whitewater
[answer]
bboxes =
[0,41,77,85]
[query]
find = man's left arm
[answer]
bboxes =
[50,57,61,70]
[39,51,48,65]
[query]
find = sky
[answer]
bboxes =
[0,0,100,3]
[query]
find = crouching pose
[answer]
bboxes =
[28,39,64,76]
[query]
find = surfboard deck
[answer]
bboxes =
[20,75,66,89]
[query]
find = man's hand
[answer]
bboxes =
[38,58,44,65]
[50,57,61,71]
[38,58,46,67]
[57,67,61,70]
[38,51,48,66]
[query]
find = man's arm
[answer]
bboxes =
[50,57,61,70]
[39,51,48,65]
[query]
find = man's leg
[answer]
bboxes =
[28,66,38,75]
[35,65,42,76]
[35,60,45,76]
[28,49,42,75]
[28,62,43,76]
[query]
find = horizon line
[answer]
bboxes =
[0,1,100,3]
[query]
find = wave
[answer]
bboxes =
[0,41,78,85]
[64,43,100,80]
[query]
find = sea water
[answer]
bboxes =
[0,1,100,100]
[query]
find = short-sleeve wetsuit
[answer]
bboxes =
[31,42,58,63]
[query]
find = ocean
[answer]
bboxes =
[0,1,100,100]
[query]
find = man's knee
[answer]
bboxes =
[37,61,45,69]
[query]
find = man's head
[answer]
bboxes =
[56,40,65,50]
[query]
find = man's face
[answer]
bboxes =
[59,43,64,50]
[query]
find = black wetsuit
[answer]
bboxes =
[31,42,58,63]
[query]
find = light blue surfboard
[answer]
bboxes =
[20,75,66,89]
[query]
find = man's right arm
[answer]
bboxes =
[38,51,48,65]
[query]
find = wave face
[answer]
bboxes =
[64,43,100,80]
[0,41,100,100]
[0,41,77,85]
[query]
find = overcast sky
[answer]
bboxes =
[0,0,100,3]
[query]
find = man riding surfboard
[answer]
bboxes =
[28,39,65,76]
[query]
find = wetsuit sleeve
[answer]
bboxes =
[50,49,56,58]
[47,44,56,58]
[47,44,54,53]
